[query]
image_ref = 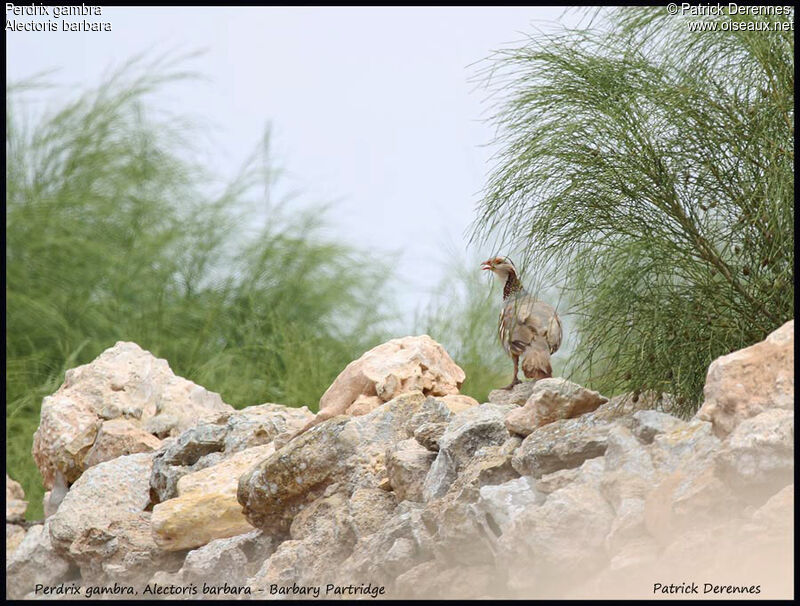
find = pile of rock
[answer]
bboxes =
[6,475,28,556]
[5,323,794,599]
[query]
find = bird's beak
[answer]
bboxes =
[481,261,492,271]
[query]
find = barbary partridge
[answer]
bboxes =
[481,256,562,390]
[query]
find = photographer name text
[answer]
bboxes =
[672,3,791,16]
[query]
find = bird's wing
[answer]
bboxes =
[545,309,562,354]
[500,296,561,355]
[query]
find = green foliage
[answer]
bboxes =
[472,7,794,416]
[6,57,393,518]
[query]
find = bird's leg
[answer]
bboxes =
[501,355,522,390]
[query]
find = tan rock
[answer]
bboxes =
[714,408,794,496]
[250,491,358,591]
[386,438,437,502]
[413,421,447,451]
[6,521,72,599]
[505,378,608,436]
[167,529,275,587]
[83,417,162,468]
[696,320,793,438]
[176,443,275,497]
[318,335,465,419]
[504,406,537,437]
[345,394,383,416]
[423,404,512,500]
[152,444,274,551]
[499,481,615,591]
[33,341,232,489]
[747,484,793,537]
[152,491,255,553]
[487,381,537,407]
[347,488,398,539]
[6,474,27,522]
[535,468,581,494]
[6,523,26,557]
[150,403,312,503]
[48,452,181,585]
[440,394,479,414]
[511,414,611,478]
[239,391,427,534]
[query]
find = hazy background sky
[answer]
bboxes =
[6,6,583,330]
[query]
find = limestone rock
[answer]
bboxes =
[607,535,660,573]
[649,419,721,476]
[6,521,73,599]
[630,410,686,444]
[178,443,274,496]
[181,530,273,586]
[475,476,544,535]
[6,474,27,522]
[345,394,383,416]
[47,452,181,585]
[152,529,275,590]
[535,468,581,494]
[152,444,274,551]
[644,420,731,542]
[422,404,511,500]
[239,391,426,534]
[405,396,452,443]
[250,491,357,590]
[83,418,162,468]
[487,381,537,407]
[386,438,437,502]
[644,465,738,545]
[442,404,512,468]
[32,341,232,489]
[696,320,794,437]
[317,335,465,421]
[6,523,26,558]
[499,482,615,592]
[604,497,647,554]
[8,329,794,600]
[239,416,354,535]
[423,445,519,567]
[347,488,398,539]
[42,471,68,518]
[248,539,313,591]
[413,422,447,451]
[599,390,677,420]
[745,484,793,538]
[512,414,612,478]
[715,408,793,497]
[149,423,227,503]
[505,378,608,436]
[440,394,479,413]
[600,426,656,509]
[337,501,434,589]
[150,403,312,503]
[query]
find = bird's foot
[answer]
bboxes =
[500,378,522,391]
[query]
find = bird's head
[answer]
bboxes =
[481,256,517,281]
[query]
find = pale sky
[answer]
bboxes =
[6,6,583,329]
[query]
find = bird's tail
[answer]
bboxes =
[520,343,552,380]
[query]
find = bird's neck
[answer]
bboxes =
[502,271,524,300]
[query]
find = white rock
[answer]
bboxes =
[696,320,793,437]
[6,521,71,599]
[6,474,27,522]
[32,341,232,489]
